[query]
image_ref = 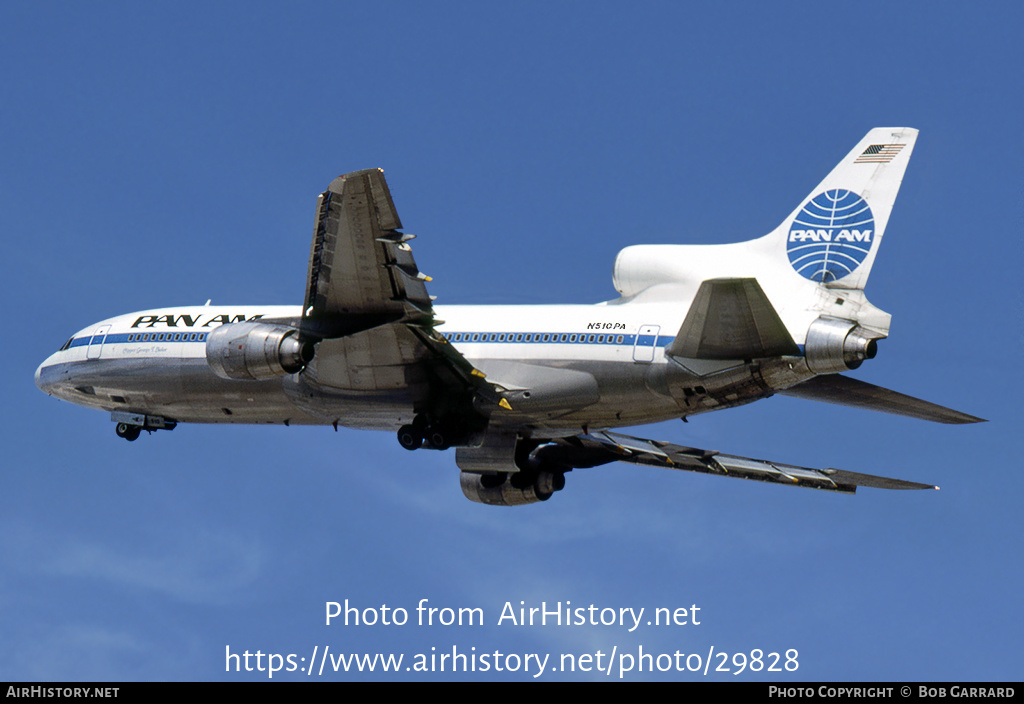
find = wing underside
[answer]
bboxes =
[538,430,936,494]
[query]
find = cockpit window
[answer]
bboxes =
[59,337,73,351]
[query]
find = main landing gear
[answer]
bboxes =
[397,415,462,451]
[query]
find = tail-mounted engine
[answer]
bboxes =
[206,322,313,381]
[804,317,883,374]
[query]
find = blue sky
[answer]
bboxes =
[3,2,1021,681]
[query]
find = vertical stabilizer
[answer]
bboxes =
[773,127,917,290]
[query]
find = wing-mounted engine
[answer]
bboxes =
[459,470,565,506]
[804,317,884,374]
[206,322,314,381]
[456,433,568,506]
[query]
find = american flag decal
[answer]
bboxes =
[854,143,906,164]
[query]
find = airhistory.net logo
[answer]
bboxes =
[787,189,874,283]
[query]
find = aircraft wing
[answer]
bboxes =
[535,430,936,494]
[297,169,505,406]
[302,168,430,337]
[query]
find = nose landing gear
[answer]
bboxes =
[111,412,177,441]
[115,422,141,441]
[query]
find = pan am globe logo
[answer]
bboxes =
[787,189,874,283]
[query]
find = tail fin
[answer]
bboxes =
[772,127,918,290]
[613,128,918,301]
[613,128,919,338]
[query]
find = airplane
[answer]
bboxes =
[35,128,984,506]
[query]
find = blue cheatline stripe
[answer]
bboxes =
[64,330,810,356]
[66,330,665,349]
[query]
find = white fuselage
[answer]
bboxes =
[37,298,782,438]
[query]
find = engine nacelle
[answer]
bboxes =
[206,322,313,381]
[804,317,882,374]
[459,470,565,506]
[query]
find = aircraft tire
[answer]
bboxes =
[397,424,423,451]
[115,423,141,441]
[426,428,450,451]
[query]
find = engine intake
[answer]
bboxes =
[206,322,313,381]
[804,317,881,374]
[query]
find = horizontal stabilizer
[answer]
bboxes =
[779,374,985,424]
[666,278,800,360]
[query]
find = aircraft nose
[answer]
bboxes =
[35,359,62,395]
[35,362,49,393]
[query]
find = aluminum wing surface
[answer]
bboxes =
[298,169,503,406]
[537,430,936,494]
